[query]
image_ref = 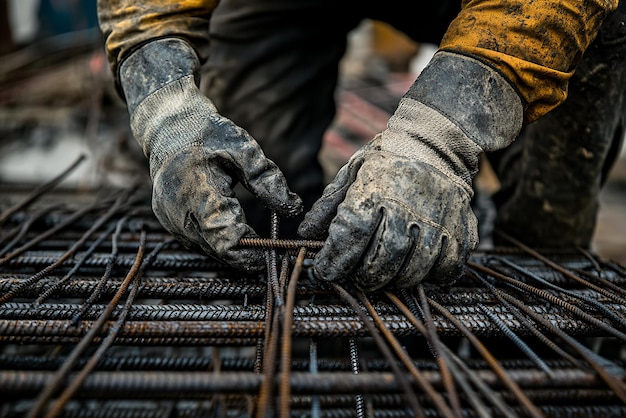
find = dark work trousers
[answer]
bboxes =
[489,1,626,248]
[202,0,461,237]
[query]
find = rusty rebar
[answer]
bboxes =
[469,271,626,404]
[0,153,86,226]
[490,256,626,329]
[470,261,626,342]
[44,235,171,418]
[72,216,128,325]
[495,229,626,305]
[0,203,63,256]
[357,289,455,417]
[239,238,324,250]
[332,283,424,417]
[25,229,148,418]
[2,305,617,340]
[386,291,463,418]
[280,247,307,418]
[476,303,553,377]
[34,221,117,305]
[0,275,267,300]
[426,297,545,418]
[0,368,616,395]
[466,268,583,368]
[255,254,288,418]
[3,183,626,417]
[0,194,124,303]
[0,197,114,267]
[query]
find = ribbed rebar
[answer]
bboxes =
[0,276,268,299]
[0,194,125,303]
[471,272,626,404]
[0,306,615,339]
[44,236,172,418]
[0,368,613,395]
[239,238,324,250]
[25,228,148,418]
[2,251,228,271]
[332,283,424,417]
[0,154,86,226]
[280,247,307,418]
[2,184,626,418]
[426,296,544,418]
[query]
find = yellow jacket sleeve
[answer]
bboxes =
[97,0,216,82]
[440,0,618,122]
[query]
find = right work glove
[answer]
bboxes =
[119,38,303,272]
[299,52,524,291]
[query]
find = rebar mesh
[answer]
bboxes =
[1,158,626,418]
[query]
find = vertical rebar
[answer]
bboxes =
[25,228,148,418]
[267,211,282,306]
[0,153,86,226]
[332,283,424,418]
[280,247,307,418]
[427,297,545,418]
[357,289,454,418]
[44,233,170,418]
[349,337,366,418]
[309,339,321,418]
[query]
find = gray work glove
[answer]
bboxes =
[299,51,524,291]
[120,38,302,272]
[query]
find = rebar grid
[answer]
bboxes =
[1,158,626,418]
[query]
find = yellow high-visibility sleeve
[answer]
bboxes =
[98,0,216,82]
[440,0,618,122]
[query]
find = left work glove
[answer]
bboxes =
[119,38,302,272]
[299,52,524,291]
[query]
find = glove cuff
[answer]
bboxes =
[407,51,523,152]
[131,75,218,176]
[120,38,202,115]
[382,51,523,190]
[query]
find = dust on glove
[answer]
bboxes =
[299,51,523,291]
[121,38,303,272]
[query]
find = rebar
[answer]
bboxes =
[1,184,626,417]
[0,368,617,395]
[0,154,86,226]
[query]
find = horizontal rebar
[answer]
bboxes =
[0,355,582,374]
[3,186,626,417]
[0,369,611,396]
[0,275,332,299]
[1,251,229,271]
[1,404,624,418]
[0,303,610,342]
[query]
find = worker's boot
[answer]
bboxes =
[490,3,626,248]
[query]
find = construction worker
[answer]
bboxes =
[97,0,624,292]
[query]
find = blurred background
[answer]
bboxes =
[1,0,625,263]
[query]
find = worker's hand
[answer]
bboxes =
[299,136,477,291]
[120,38,302,272]
[299,51,524,291]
